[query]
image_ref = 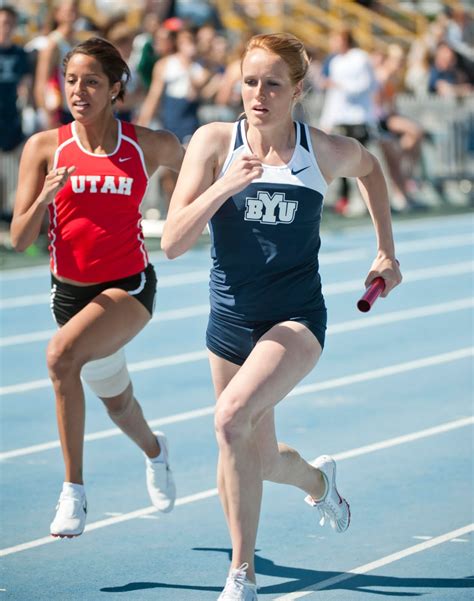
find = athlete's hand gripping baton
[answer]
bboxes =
[357,277,385,313]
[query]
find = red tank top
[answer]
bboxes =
[48,120,149,282]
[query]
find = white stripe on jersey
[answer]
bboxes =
[219,120,328,196]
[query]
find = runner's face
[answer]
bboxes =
[241,48,298,127]
[65,54,120,121]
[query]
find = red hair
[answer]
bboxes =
[241,33,310,85]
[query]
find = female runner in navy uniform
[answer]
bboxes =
[162,33,402,600]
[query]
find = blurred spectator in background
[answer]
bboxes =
[0,0,472,232]
[195,22,218,66]
[132,11,160,91]
[0,5,32,221]
[23,11,55,135]
[429,41,473,97]
[374,44,424,211]
[405,42,431,96]
[214,36,251,120]
[198,31,231,106]
[107,21,144,122]
[137,25,210,140]
[173,0,222,29]
[34,0,80,129]
[152,21,178,65]
[443,5,474,62]
[0,6,31,152]
[24,9,55,76]
[303,46,324,94]
[404,14,447,97]
[318,30,340,91]
[319,28,378,215]
[137,26,211,209]
[137,16,182,95]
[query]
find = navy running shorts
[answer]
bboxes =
[206,308,327,366]
[50,263,157,326]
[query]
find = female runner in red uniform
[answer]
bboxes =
[10,37,184,538]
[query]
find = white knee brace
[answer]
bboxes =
[81,348,130,398]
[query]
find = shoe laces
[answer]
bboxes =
[317,492,346,529]
[305,491,349,533]
[221,563,253,600]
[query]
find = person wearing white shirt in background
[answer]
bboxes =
[319,28,378,216]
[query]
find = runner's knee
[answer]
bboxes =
[215,393,252,444]
[46,334,83,380]
[81,349,130,398]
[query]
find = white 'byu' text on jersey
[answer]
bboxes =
[219,119,327,221]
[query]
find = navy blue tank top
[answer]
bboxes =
[209,119,328,321]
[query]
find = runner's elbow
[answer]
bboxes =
[161,236,181,260]
[10,233,29,253]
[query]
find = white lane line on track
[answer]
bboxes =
[327,298,473,334]
[0,418,472,557]
[0,258,472,344]
[5,258,472,312]
[0,230,472,297]
[12,290,474,352]
[4,262,473,335]
[0,350,209,395]
[274,524,474,600]
[1,295,472,394]
[320,233,473,266]
[0,211,471,281]
[0,270,210,308]
[0,304,212,344]
[1,348,472,459]
[328,415,473,462]
[0,261,474,348]
[0,406,215,459]
[0,488,219,557]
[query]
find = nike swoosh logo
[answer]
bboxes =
[291,166,309,176]
[119,157,132,163]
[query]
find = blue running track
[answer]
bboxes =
[1,213,473,600]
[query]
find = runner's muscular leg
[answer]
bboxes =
[208,352,241,527]
[254,408,326,499]
[100,382,160,458]
[209,350,326,526]
[46,289,151,483]
[212,321,322,581]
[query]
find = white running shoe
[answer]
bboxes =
[145,431,176,513]
[305,455,350,533]
[218,563,258,601]
[50,483,87,538]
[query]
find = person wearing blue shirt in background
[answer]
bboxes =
[0,5,32,221]
[428,41,473,97]
[0,5,31,152]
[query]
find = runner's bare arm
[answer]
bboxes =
[162,123,262,259]
[136,127,184,176]
[314,129,401,296]
[10,131,74,251]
